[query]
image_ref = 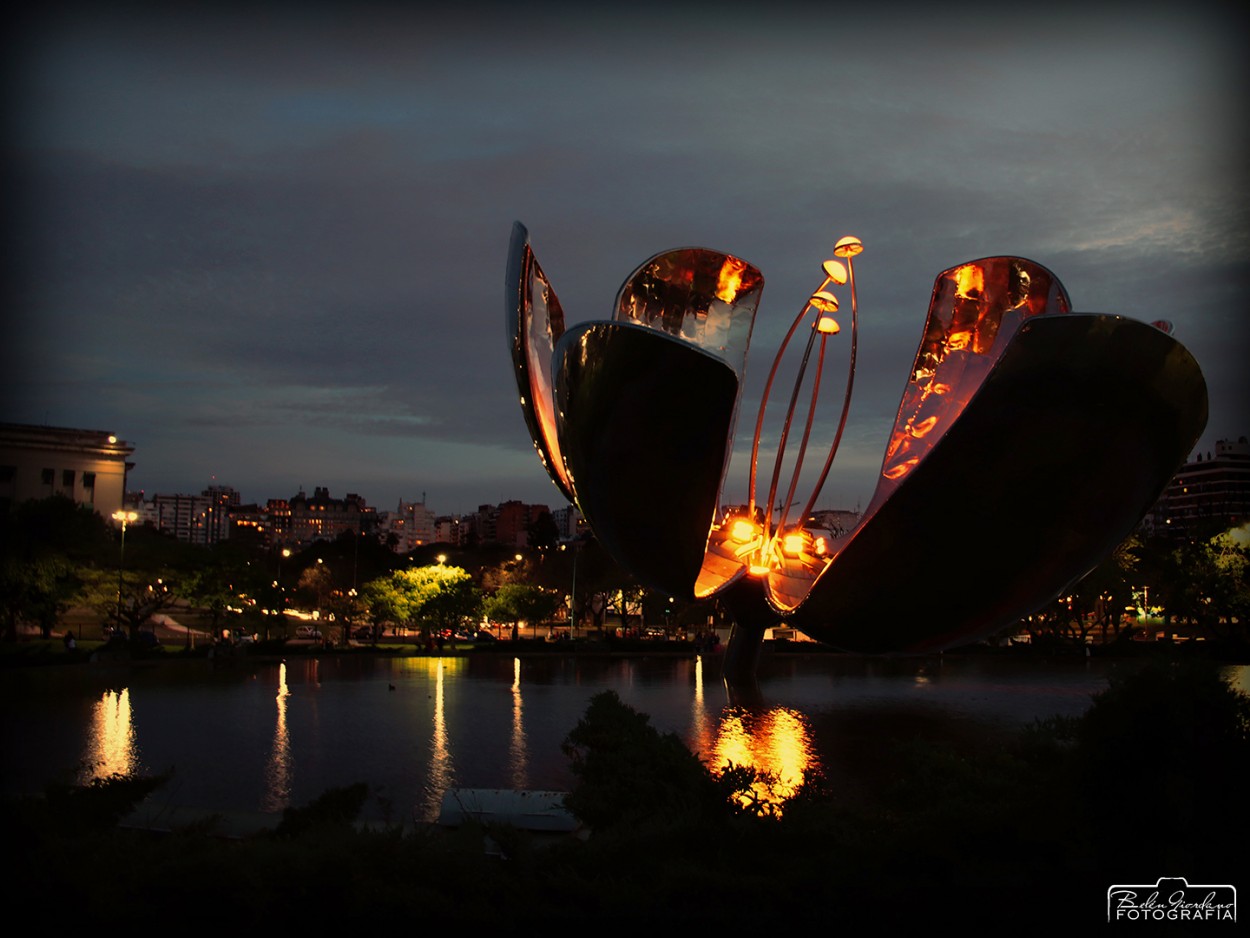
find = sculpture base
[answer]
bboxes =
[720,578,772,688]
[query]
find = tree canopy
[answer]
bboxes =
[361,564,479,633]
[482,582,563,639]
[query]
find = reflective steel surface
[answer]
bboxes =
[507,226,1209,663]
[614,247,763,379]
[791,314,1208,652]
[554,322,740,597]
[506,222,574,502]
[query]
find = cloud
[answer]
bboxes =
[5,1,1246,514]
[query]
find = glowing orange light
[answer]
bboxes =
[953,263,984,299]
[809,291,839,313]
[781,532,806,556]
[729,519,759,543]
[813,536,828,555]
[907,415,939,438]
[817,316,840,334]
[947,330,972,351]
[882,456,920,480]
[715,256,748,304]
[833,236,864,258]
[748,564,771,577]
[821,259,848,285]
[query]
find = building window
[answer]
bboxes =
[0,465,14,483]
[83,472,95,489]
[63,469,75,488]
[42,468,54,485]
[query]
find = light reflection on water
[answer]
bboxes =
[79,688,137,782]
[712,706,813,810]
[5,655,1243,825]
[509,656,527,790]
[261,661,291,812]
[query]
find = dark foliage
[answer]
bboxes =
[41,770,173,833]
[272,782,370,837]
[1074,658,1250,870]
[561,690,727,830]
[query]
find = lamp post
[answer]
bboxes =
[111,510,138,635]
[274,548,291,639]
[276,548,291,600]
[561,539,582,640]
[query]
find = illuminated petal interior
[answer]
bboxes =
[874,257,1071,501]
[614,247,763,380]
[506,222,576,502]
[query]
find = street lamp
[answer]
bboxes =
[561,539,583,640]
[111,510,138,634]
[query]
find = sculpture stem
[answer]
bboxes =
[778,330,829,536]
[801,255,859,521]
[762,323,820,545]
[747,301,816,519]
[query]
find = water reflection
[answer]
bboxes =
[80,688,137,782]
[689,655,715,757]
[15,655,1220,823]
[262,661,292,812]
[709,706,815,812]
[509,657,528,789]
[408,657,457,820]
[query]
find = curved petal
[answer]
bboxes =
[505,222,576,503]
[785,313,1208,653]
[554,322,740,598]
[614,247,763,381]
[765,256,1071,612]
[876,256,1071,498]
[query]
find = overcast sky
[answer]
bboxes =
[5,2,1247,517]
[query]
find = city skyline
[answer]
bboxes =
[5,4,1247,515]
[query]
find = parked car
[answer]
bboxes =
[294,625,322,640]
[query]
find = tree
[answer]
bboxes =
[361,565,479,637]
[1017,533,1146,646]
[324,589,367,643]
[482,583,562,640]
[179,560,240,639]
[297,563,333,611]
[80,567,177,640]
[0,497,111,641]
[1074,659,1250,868]
[562,690,729,830]
[1159,523,1249,641]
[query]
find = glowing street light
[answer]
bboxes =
[111,510,138,631]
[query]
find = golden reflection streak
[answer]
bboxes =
[262,661,292,812]
[689,656,716,757]
[709,706,814,813]
[422,658,454,822]
[80,688,137,782]
[508,657,528,789]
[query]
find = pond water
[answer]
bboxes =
[4,651,1244,828]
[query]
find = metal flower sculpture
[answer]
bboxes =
[506,222,1208,676]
